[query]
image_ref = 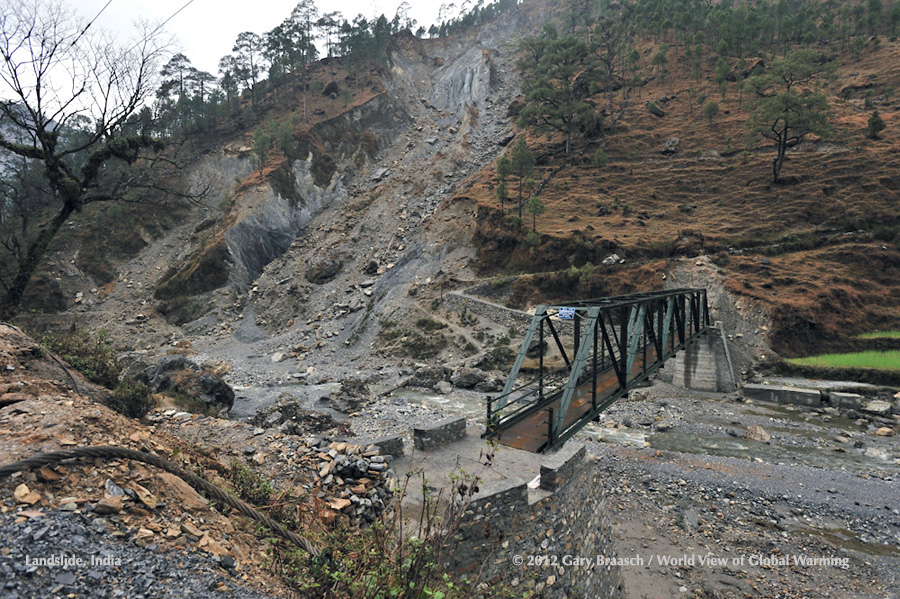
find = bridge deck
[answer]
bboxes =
[484,289,709,453]
[493,346,658,452]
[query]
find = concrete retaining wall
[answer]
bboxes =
[742,384,822,407]
[452,444,625,599]
[365,433,405,456]
[827,391,864,410]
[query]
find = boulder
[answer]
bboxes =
[646,101,666,117]
[306,257,343,284]
[136,355,198,389]
[363,259,379,275]
[137,355,234,414]
[409,365,451,388]
[116,351,153,380]
[450,367,488,389]
[435,381,453,395]
[863,400,892,416]
[602,254,621,266]
[744,425,771,443]
[328,379,376,413]
[372,168,391,182]
[322,81,339,98]
[476,346,516,370]
[474,377,504,393]
[661,137,680,155]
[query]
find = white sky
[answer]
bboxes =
[71,0,446,75]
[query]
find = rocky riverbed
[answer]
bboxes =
[327,378,900,599]
[3,313,899,598]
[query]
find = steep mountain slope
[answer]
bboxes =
[18,0,900,382]
[20,10,528,388]
[461,11,900,359]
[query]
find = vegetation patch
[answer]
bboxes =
[20,273,67,314]
[35,326,155,418]
[37,327,121,388]
[415,317,447,332]
[107,378,155,419]
[786,351,900,372]
[506,262,664,310]
[858,331,900,340]
[380,319,450,360]
[310,152,337,187]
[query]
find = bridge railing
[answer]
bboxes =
[486,372,570,432]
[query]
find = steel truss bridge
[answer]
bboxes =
[484,289,710,452]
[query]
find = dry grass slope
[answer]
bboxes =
[465,33,900,357]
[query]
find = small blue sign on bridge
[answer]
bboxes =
[557,307,575,320]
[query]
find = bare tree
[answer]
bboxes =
[0,0,197,320]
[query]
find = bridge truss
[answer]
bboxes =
[484,288,710,452]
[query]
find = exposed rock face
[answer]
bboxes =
[154,239,231,300]
[136,355,234,414]
[151,92,411,324]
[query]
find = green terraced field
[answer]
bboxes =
[788,351,900,371]
[857,331,900,339]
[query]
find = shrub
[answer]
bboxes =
[868,110,886,139]
[269,450,491,599]
[415,318,448,332]
[229,460,275,505]
[36,326,156,418]
[107,378,155,419]
[37,326,119,388]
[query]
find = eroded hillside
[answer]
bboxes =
[14,0,900,381]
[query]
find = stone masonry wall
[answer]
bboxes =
[451,444,625,599]
[442,292,533,336]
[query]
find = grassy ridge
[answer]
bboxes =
[787,351,900,371]
[858,331,900,340]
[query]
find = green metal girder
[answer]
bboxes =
[496,305,547,410]
[551,307,599,439]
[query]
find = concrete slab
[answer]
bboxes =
[391,424,544,513]
[742,384,822,407]
[828,391,864,410]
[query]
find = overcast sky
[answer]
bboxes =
[71,0,446,75]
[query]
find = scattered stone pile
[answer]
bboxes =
[0,508,275,599]
[302,439,395,525]
[325,379,377,414]
[151,408,395,526]
[252,395,349,436]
